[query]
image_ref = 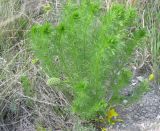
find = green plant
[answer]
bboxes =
[20,75,34,106]
[30,1,145,119]
[21,76,33,96]
[36,123,47,131]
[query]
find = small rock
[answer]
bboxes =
[156,115,160,119]
[139,104,143,107]
[137,76,144,82]
[123,99,128,105]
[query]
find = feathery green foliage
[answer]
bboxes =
[30,1,145,119]
[21,75,34,106]
[21,76,34,96]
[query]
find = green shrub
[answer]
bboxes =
[30,1,145,119]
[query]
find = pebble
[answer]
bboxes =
[123,99,128,105]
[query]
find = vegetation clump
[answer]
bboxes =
[30,1,145,119]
